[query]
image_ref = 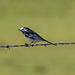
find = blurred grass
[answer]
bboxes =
[0,0,75,75]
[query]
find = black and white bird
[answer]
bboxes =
[18,27,55,46]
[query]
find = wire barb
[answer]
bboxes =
[0,42,75,49]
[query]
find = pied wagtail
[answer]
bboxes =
[18,27,55,46]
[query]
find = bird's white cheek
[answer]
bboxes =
[23,29,27,31]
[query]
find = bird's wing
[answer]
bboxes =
[26,30,45,40]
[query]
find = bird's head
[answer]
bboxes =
[18,27,30,32]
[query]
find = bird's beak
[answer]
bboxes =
[18,29,21,31]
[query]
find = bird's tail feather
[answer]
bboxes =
[43,39,56,46]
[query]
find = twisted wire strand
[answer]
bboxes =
[0,42,75,49]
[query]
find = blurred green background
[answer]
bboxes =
[0,0,75,75]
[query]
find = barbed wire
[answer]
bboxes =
[0,42,75,49]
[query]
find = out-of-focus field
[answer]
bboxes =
[0,0,75,75]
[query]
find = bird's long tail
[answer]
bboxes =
[43,39,56,46]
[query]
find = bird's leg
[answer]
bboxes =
[30,42,36,47]
[29,41,36,47]
[29,41,34,45]
[31,42,36,47]
[33,42,36,45]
